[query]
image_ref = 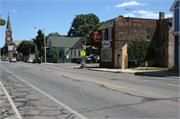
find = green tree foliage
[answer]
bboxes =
[34,30,45,57]
[46,47,65,59]
[17,41,35,57]
[67,13,100,37]
[0,15,6,26]
[85,22,104,46]
[1,42,17,55]
[127,38,155,65]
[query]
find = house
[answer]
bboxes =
[170,0,180,73]
[68,38,83,59]
[98,12,173,68]
[170,0,180,67]
[47,36,81,58]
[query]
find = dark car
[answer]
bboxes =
[77,56,92,64]
[16,57,20,61]
[33,57,41,64]
[24,57,29,62]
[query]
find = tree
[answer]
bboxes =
[127,38,155,66]
[17,41,35,57]
[84,22,104,46]
[1,42,17,55]
[34,30,45,57]
[67,13,100,37]
[0,15,6,26]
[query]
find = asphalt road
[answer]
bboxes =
[0,61,179,119]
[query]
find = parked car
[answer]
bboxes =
[9,57,17,62]
[16,57,19,61]
[27,58,33,63]
[33,57,41,64]
[24,57,29,62]
[76,56,93,64]
[4,57,9,61]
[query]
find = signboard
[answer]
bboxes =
[81,50,86,57]
[102,41,111,48]
[145,61,148,67]
[8,45,14,51]
[94,31,101,43]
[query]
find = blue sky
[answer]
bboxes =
[0,0,174,47]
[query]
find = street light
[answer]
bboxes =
[34,26,46,64]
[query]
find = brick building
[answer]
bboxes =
[98,12,173,68]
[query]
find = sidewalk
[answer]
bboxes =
[73,65,179,78]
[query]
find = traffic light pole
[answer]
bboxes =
[81,38,86,68]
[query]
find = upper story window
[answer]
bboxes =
[162,31,165,40]
[108,28,112,40]
[101,30,105,40]
[146,30,151,40]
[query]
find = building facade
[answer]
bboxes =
[98,12,173,68]
[170,0,180,67]
[5,12,13,43]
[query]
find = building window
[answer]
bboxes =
[71,50,73,55]
[146,30,151,40]
[74,50,76,57]
[108,28,112,40]
[101,48,112,61]
[79,50,80,57]
[101,30,105,40]
[162,50,165,56]
[162,31,165,40]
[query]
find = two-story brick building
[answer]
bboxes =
[98,12,173,68]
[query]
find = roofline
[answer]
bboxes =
[170,0,179,11]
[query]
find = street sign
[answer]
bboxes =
[81,50,86,57]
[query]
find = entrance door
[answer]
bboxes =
[154,53,159,67]
[115,52,121,68]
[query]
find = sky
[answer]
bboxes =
[0,0,175,47]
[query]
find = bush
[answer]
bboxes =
[128,38,155,66]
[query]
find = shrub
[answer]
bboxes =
[127,38,155,66]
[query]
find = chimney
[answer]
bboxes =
[71,33,73,38]
[159,12,164,20]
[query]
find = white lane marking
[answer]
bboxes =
[3,68,88,119]
[0,81,22,119]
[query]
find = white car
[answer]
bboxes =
[9,57,17,62]
[27,58,33,63]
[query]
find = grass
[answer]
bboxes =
[133,66,173,71]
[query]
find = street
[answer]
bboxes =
[0,61,179,119]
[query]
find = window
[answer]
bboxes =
[146,30,151,40]
[74,50,76,57]
[101,48,112,61]
[162,50,165,56]
[101,30,105,40]
[108,28,112,40]
[162,32,165,40]
[79,50,80,57]
[71,50,73,55]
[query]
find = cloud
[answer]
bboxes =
[124,13,136,17]
[134,10,173,19]
[158,7,163,9]
[105,6,110,9]
[10,10,18,13]
[165,14,173,18]
[115,1,148,7]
